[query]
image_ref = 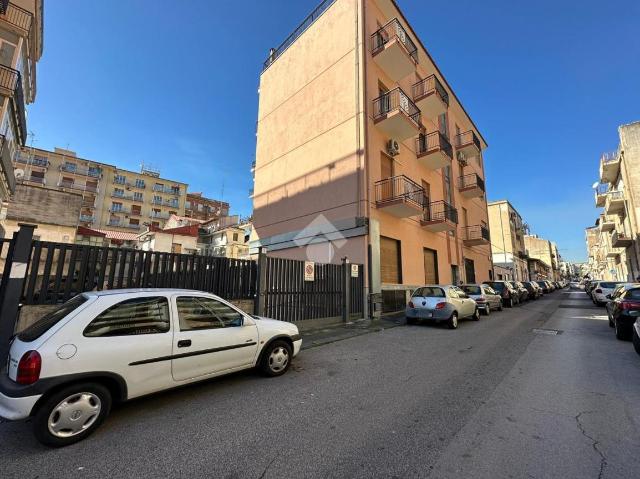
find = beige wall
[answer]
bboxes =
[2,219,76,243]
[488,201,528,280]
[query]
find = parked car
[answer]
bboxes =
[484,281,519,308]
[605,283,640,323]
[535,281,552,294]
[522,281,542,299]
[606,286,640,340]
[585,280,601,298]
[633,320,640,357]
[461,284,503,315]
[0,289,302,447]
[513,282,530,302]
[591,281,622,306]
[406,285,480,328]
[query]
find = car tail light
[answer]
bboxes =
[621,301,640,311]
[408,301,415,308]
[595,289,602,294]
[476,298,486,303]
[502,291,509,299]
[16,350,41,385]
[435,302,446,310]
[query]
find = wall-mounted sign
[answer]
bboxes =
[304,261,315,281]
[351,264,359,278]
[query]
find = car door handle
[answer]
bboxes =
[177,339,192,348]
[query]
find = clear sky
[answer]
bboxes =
[28,0,639,262]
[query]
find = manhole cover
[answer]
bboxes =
[532,328,562,335]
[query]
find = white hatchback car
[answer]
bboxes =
[591,281,623,306]
[0,289,301,447]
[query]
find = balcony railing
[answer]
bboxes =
[374,175,424,210]
[612,231,632,248]
[463,225,490,245]
[110,207,132,215]
[150,212,171,220]
[58,181,99,193]
[458,173,485,193]
[79,215,95,223]
[0,64,26,145]
[60,164,102,178]
[14,154,49,168]
[153,185,181,195]
[0,2,33,35]
[371,18,418,63]
[373,87,421,125]
[455,130,481,153]
[412,74,449,115]
[423,200,458,224]
[416,131,453,160]
[21,174,45,185]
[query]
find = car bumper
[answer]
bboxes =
[292,338,302,357]
[634,320,640,337]
[0,391,40,421]
[406,308,449,321]
[476,303,490,311]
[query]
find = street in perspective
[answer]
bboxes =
[0,1,639,478]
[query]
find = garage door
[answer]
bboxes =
[380,236,401,284]
[424,248,438,284]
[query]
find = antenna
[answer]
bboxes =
[221,180,225,200]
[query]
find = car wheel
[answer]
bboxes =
[615,319,632,341]
[406,317,416,325]
[33,383,112,448]
[633,327,640,356]
[608,316,614,328]
[448,312,458,330]
[508,298,514,308]
[260,339,293,377]
[498,301,503,312]
[484,306,491,316]
[472,308,481,321]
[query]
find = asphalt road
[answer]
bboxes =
[2,288,639,478]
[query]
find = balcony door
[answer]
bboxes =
[464,258,476,284]
[421,180,430,208]
[380,153,395,201]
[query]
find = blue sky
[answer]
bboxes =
[29,1,639,262]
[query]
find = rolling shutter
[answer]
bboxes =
[380,236,401,284]
[424,248,438,284]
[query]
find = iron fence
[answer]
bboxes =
[412,74,448,105]
[463,225,490,242]
[371,18,418,62]
[455,130,481,152]
[372,87,421,125]
[416,131,452,159]
[424,200,458,223]
[458,173,485,192]
[375,174,424,209]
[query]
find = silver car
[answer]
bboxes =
[461,284,503,315]
[406,285,480,329]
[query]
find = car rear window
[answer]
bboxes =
[17,295,89,342]
[413,287,445,298]
[624,289,640,300]
[485,282,505,291]
[600,282,617,289]
[461,286,481,295]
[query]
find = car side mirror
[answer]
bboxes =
[606,294,611,299]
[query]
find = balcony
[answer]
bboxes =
[458,173,485,198]
[150,212,171,220]
[454,130,481,158]
[109,207,132,215]
[21,174,45,185]
[0,64,26,145]
[599,151,620,184]
[371,18,418,81]
[412,75,448,119]
[463,225,490,247]
[421,200,458,232]
[60,164,102,178]
[373,88,421,141]
[594,183,608,207]
[604,190,625,216]
[112,191,143,202]
[79,215,95,223]
[0,2,33,37]
[415,131,452,170]
[14,154,49,168]
[606,249,621,259]
[612,231,632,248]
[58,181,99,193]
[374,175,424,218]
[599,216,615,232]
[153,185,181,195]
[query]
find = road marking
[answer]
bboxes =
[532,328,562,335]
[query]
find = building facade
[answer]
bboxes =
[13,146,188,233]
[252,0,492,312]
[524,235,561,281]
[184,192,229,222]
[591,121,640,281]
[0,0,44,210]
[487,200,529,281]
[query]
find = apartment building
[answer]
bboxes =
[487,200,529,281]
[584,216,630,281]
[13,146,187,233]
[199,217,251,259]
[591,120,640,280]
[0,1,43,209]
[524,235,561,281]
[252,0,491,312]
[184,192,229,222]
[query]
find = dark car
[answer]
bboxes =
[535,280,551,294]
[522,281,541,299]
[483,281,519,308]
[607,286,640,340]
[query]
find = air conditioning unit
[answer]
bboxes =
[456,151,467,166]
[387,139,400,156]
[14,168,25,180]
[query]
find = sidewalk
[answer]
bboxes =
[299,313,405,350]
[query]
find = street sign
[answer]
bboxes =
[304,261,315,281]
[351,264,359,278]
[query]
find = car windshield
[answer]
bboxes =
[536,281,546,287]
[485,282,505,291]
[18,294,89,342]
[461,286,481,295]
[600,282,617,289]
[413,287,445,298]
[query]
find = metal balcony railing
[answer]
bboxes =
[150,212,170,220]
[373,87,421,125]
[601,151,619,165]
[60,164,101,177]
[0,2,33,35]
[79,215,95,223]
[111,191,139,201]
[109,207,132,215]
[607,190,624,201]
[455,130,481,152]
[0,64,26,145]
[58,181,99,193]
[22,174,45,185]
[464,225,490,242]
[423,200,458,224]
[374,175,424,209]
[416,131,453,158]
[153,185,181,195]
[458,173,485,192]
[371,18,418,63]
[15,155,49,167]
[412,74,449,106]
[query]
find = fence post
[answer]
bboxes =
[254,247,267,317]
[342,256,350,322]
[0,223,36,371]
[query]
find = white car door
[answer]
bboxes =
[455,287,475,317]
[171,295,259,382]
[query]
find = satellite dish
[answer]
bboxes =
[591,181,599,189]
[14,168,25,180]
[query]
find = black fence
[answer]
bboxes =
[262,256,364,323]
[0,239,257,305]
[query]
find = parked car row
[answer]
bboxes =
[406,280,564,329]
[0,289,302,447]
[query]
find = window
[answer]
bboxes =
[451,265,459,285]
[111,202,122,212]
[412,287,444,298]
[131,205,141,215]
[19,295,89,342]
[438,113,449,139]
[185,201,191,209]
[114,174,126,184]
[153,195,162,204]
[135,178,145,188]
[129,219,139,226]
[84,297,170,337]
[134,192,143,202]
[176,297,244,331]
[88,166,101,177]
[443,165,453,205]
[152,221,160,228]
[233,233,239,242]
[114,188,124,197]
[64,162,77,172]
